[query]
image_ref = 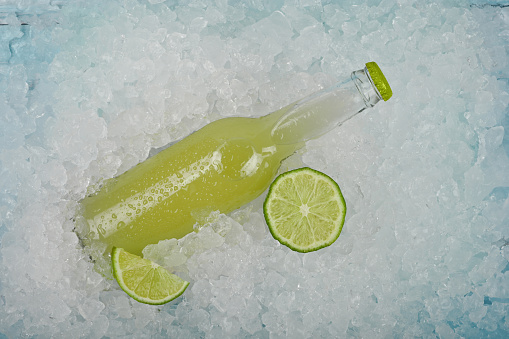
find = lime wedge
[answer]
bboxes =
[263,167,346,252]
[365,61,392,101]
[111,247,189,305]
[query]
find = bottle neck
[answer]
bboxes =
[269,67,383,145]
[352,68,383,108]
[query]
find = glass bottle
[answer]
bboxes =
[78,61,392,255]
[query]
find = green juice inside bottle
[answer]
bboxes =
[79,62,392,256]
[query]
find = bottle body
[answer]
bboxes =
[80,111,301,255]
[78,63,390,255]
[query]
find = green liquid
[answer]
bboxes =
[80,109,301,255]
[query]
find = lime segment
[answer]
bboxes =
[112,247,189,305]
[365,61,392,101]
[263,167,346,252]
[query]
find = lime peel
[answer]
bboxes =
[263,167,346,253]
[112,247,189,305]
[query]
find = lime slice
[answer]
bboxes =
[111,247,189,305]
[263,167,346,252]
[365,61,392,101]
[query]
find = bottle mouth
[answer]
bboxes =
[365,61,392,101]
[352,69,381,108]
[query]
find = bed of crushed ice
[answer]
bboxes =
[1,0,508,337]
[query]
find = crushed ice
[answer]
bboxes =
[0,0,508,337]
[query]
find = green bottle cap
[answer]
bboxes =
[365,61,392,101]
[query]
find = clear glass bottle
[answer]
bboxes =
[78,62,392,255]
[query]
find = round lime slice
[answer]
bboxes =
[263,167,347,252]
[112,247,189,305]
[365,61,392,101]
